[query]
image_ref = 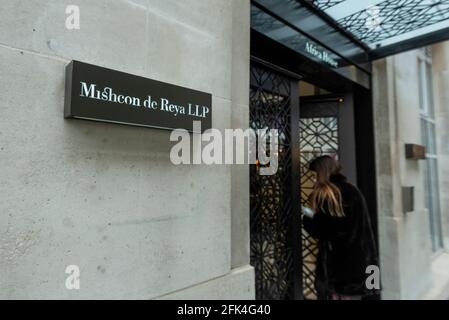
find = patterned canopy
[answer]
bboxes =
[252,0,449,63]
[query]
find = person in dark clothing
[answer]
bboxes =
[302,155,379,300]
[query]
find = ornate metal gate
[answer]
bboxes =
[249,61,301,300]
[249,61,342,300]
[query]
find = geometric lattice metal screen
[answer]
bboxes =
[338,0,449,45]
[253,0,449,73]
[312,0,345,11]
[299,115,339,300]
[311,0,449,48]
[249,63,296,300]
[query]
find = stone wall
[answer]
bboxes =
[0,0,254,299]
[373,51,433,300]
[432,42,449,250]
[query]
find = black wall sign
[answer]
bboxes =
[64,60,212,132]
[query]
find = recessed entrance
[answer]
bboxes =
[249,59,375,300]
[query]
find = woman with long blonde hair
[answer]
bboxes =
[303,155,379,300]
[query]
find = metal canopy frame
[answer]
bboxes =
[251,0,372,88]
[305,0,449,59]
[252,0,449,74]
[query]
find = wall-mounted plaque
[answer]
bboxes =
[405,144,426,160]
[64,60,212,133]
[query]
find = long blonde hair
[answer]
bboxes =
[308,155,345,217]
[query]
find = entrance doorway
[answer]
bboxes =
[249,61,365,300]
[299,89,348,299]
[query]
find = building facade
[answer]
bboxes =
[373,43,449,299]
[0,0,254,299]
[1,0,449,300]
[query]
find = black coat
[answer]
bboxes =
[303,174,379,298]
